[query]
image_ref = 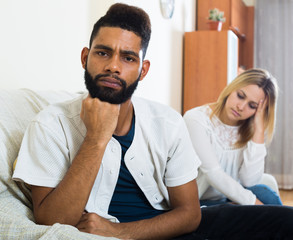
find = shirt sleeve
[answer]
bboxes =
[12,119,70,188]
[184,110,256,205]
[239,140,266,187]
[164,117,202,187]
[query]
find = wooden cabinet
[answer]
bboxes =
[182,0,254,114]
[196,0,254,69]
[183,30,238,113]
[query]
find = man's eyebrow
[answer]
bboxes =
[120,50,140,59]
[93,44,112,51]
[92,44,140,59]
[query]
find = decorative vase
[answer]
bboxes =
[207,21,223,31]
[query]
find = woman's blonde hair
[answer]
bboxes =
[211,68,278,148]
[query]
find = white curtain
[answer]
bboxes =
[255,0,293,189]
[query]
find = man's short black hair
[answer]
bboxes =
[89,3,151,59]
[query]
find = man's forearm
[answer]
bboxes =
[117,208,200,239]
[79,205,201,240]
[32,139,107,226]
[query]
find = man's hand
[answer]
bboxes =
[81,95,120,147]
[75,180,201,240]
[252,98,267,144]
[76,212,118,237]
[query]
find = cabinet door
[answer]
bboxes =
[196,0,254,68]
[183,30,238,113]
[230,0,247,35]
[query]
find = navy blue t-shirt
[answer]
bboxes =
[108,116,165,222]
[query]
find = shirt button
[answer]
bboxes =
[140,172,144,177]
[111,147,117,153]
[110,169,113,174]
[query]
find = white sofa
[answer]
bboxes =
[0,89,279,239]
[0,89,118,240]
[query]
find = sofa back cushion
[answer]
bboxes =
[0,89,80,192]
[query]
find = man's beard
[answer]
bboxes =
[84,67,140,104]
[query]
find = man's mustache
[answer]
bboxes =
[93,74,126,87]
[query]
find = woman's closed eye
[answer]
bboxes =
[237,92,245,99]
[249,103,257,109]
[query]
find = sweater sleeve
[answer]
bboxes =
[183,110,256,205]
[239,140,266,187]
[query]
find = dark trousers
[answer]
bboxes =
[173,204,293,240]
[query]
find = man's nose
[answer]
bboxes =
[105,55,121,73]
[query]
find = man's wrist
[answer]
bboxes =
[111,222,129,239]
[83,135,109,150]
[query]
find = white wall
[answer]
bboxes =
[0,0,195,113]
[0,0,90,92]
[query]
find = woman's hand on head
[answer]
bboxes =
[255,198,264,205]
[252,98,267,143]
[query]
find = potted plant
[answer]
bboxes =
[207,8,226,31]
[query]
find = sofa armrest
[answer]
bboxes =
[260,173,280,196]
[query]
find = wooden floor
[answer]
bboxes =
[279,189,293,206]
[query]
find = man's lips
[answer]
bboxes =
[98,77,122,89]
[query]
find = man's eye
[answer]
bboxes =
[97,51,107,56]
[124,56,135,62]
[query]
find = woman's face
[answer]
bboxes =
[221,84,266,126]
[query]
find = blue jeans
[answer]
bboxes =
[246,184,282,205]
[200,184,282,206]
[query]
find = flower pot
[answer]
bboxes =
[207,21,223,31]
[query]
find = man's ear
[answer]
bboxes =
[139,60,150,81]
[81,47,89,69]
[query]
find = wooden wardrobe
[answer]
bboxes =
[183,0,254,114]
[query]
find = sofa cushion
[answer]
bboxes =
[0,89,80,193]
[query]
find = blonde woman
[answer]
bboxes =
[184,68,282,206]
